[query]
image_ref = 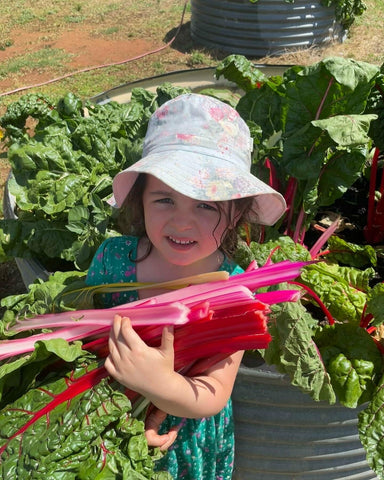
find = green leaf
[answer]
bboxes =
[261,301,336,403]
[0,359,168,479]
[231,56,380,231]
[237,84,284,145]
[56,92,84,118]
[27,219,77,259]
[0,270,86,319]
[287,58,378,127]
[0,339,85,409]
[315,323,383,407]
[326,236,377,267]
[312,114,377,146]
[215,54,269,93]
[365,283,384,326]
[0,93,57,138]
[234,236,311,270]
[198,88,241,108]
[358,373,384,479]
[316,146,369,206]
[0,89,161,271]
[155,82,191,106]
[300,262,370,323]
[36,338,85,362]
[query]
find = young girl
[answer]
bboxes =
[86,93,286,479]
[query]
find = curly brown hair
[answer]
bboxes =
[117,173,258,262]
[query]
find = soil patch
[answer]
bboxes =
[0,26,162,91]
[0,27,155,66]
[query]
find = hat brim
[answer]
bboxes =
[113,152,286,226]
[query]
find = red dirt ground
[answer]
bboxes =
[0,27,162,91]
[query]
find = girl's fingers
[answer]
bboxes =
[160,325,174,354]
[111,315,136,349]
[145,409,167,446]
[104,355,115,376]
[146,430,178,451]
[145,430,172,449]
[108,315,132,363]
[145,408,179,451]
[159,429,179,451]
[120,315,144,348]
[110,314,122,342]
[107,316,175,391]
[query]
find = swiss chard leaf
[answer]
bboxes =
[358,372,384,479]
[0,93,58,138]
[0,364,167,479]
[0,90,162,271]
[0,270,86,321]
[215,54,270,93]
[261,301,336,403]
[0,339,86,409]
[315,323,383,408]
[299,261,371,323]
[237,83,284,155]
[365,283,384,326]
[326,236,378,268]
[225,56,380,233]
[315,145,370,207]
[284,57,378,131]
[234,236,311,270]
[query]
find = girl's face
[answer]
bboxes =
[142,175,231,268]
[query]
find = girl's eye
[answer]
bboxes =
[155,197,173,204]
[198,202,217,211]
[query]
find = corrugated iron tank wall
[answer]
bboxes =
[190,0,346,57]
[232,364,377,479]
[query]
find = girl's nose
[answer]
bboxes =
[171,208,194,230]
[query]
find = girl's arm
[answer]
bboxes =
[105,315,243,418]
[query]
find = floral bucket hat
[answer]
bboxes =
[113,93,286,225]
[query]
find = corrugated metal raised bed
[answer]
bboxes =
[191,0,346,57]
[232,362,377,479]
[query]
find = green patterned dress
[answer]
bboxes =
[86,236,243,480]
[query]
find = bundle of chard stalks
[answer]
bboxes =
[0,260,306,479]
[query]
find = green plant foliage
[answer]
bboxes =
[0,86,190,270]
[248,0,366,28]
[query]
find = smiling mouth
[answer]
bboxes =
[168,236,196,246]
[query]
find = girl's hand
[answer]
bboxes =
[105,315,176,396]
[145,408,180,451]
[105,315,243,419]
